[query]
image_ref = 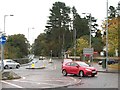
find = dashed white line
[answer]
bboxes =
[1,80,23,88]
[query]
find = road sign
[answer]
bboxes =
[83,48,94,55]
[0,36,6,45]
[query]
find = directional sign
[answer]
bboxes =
[83,48,94,55]
[0,36,6,45]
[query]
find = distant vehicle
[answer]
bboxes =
[0,59,20,69]
[98,60,103,65]
[98,59,116,65]
[39,56,45,60]
[62,61,97,77]
[62,58,72,64]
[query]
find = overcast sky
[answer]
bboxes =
[0,0,119,44]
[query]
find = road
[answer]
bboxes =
[1,58,119,89]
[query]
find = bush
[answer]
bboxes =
[13,58,30,64]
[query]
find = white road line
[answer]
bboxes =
[22,77,26,79]
[1,81,23,88]
[11,80,63,86]
[69,77,81,85]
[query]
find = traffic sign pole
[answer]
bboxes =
[0,35,6,72]
[1,44,4,72]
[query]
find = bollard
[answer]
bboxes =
[49,58,52,63]
[31,62,35,68]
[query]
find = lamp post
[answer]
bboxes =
[106,0,109,71]
[82,13,92,48]
[72,15,76,61]
[118,1,120,57]
[4,15,14,33]
[82,13,94,66]
[28,27,35,43]
[28,27,34,54]
[73,27,76,61]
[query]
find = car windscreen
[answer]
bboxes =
[77,62,89,67]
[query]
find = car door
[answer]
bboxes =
[11,60,16,68]
[6,60,13,67]
[7,60,15,68]
[70,62,79,74]
[64,62,71,73]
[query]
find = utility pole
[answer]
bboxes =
[106,0,109,71]
[117,1,120,58]
[73,13,76,61]
[62,34,65,59]
[28,27,34,54]
[74,28,76,61]
[89,14,92,48]
[82,13,92,48]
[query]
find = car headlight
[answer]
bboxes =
[85,69,92,71]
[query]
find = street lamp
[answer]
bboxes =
[82,13,92,48]
[4,15,14,33]
[72,14,76,61]
[28,27,34,54]
[106,0,109,71]
[82,13,94,66]
[28,27,35,43]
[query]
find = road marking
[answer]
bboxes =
[69,77,81,85]
[1,81,23,88]
[11,80,64,86]
[22,77,26,79]
[54,65,57,70]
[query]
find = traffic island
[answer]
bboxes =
[26,62,46,69]
[26,66,46,69]
[1,71,21,80]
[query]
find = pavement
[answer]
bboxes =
[92,63,119,73]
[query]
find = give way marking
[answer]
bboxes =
[1,80,23,88]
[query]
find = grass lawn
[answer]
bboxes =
[108,63,120,70]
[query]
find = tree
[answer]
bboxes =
[68,35,89,56]
[45,1,71,57]
[76,35,89,56]
[33,2,91,57]
[5,34,29,58]
[72,6,89,38]
[102,17,118,56]
[33,33,48,56]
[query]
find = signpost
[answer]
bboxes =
[0,35,6,72]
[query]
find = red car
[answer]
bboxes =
[62,61,97,77]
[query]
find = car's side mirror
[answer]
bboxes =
[76,65,79,68]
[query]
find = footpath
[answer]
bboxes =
[92,63,119,73]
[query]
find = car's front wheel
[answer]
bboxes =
[91,74,95,77]
[62,70,67,76]
[16,65,20,69]
[4,65,9,69]
[79,71,84,77]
